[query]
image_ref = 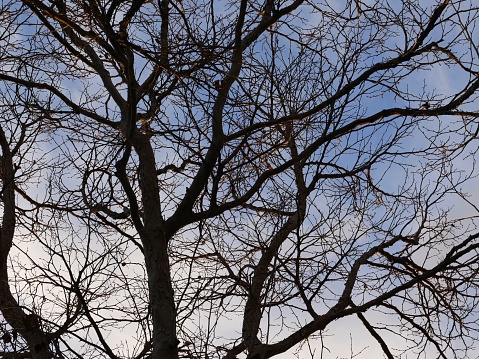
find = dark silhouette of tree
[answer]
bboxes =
[0,0,479,358]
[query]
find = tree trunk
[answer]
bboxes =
[131,127,179,359]
[144,232,178,359]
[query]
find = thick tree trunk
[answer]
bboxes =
[130,127,179,359]
[144,234,178,359]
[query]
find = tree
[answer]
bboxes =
[0,0,479,358]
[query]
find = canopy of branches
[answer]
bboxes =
[0,1,479,359]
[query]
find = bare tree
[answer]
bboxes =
[1,0,479,358]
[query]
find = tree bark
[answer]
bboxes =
[133,131,178,359]
[144,233,178,359]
